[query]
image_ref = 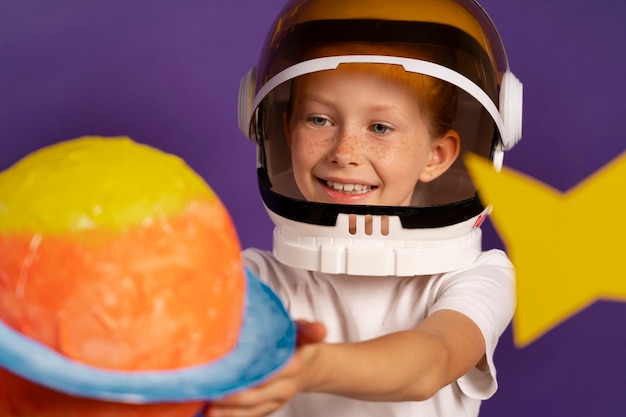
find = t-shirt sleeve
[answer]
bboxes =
[428,249,516,400]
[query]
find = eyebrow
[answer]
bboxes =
[297,93,398,112]
[293,83,416,123]
[294,91,333,107]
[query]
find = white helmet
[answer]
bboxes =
[238,0,522,276]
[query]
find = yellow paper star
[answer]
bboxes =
[464,152,626,347]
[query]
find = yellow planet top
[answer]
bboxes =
[0,136,214,234]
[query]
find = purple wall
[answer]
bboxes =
[1,1,625,415]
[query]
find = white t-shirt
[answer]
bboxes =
[243,248,515,417]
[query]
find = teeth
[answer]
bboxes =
[326,180,373,194]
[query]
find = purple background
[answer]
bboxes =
[1,1,626,415]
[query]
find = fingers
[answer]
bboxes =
[204,320,325,417]
[205,358,303,417]
[295,320,327,346]
[204,399,282,417]
[206,388,279,417]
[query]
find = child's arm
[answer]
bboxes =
[206,309,485,417]
[307,309,485,401]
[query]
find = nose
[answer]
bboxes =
[329,128,360,167]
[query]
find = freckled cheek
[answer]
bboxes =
[291,133,332,165]
[366,142,388,161]
[374,140,424,180]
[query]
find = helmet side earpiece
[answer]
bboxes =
[499,70,523,150]
[238,67,257,141]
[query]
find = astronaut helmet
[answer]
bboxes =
[238,0,522,276]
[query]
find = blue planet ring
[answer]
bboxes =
[0,268,295,403]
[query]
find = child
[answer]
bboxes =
[209,0,522,416]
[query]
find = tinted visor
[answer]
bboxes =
[250,16,504,228]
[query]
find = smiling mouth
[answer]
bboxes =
[322,179,375,195]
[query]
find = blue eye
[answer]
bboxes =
[372,124,391,134]
[311,117,328,127]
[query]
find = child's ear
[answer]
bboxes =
[419,130,460,183]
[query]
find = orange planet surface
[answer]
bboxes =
[0,370,205,417]
[0,136,246,416]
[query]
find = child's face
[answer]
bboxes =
[286,65,455,207]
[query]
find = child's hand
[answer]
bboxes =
[204,320,326,417]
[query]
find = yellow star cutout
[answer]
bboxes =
[464,152,626,347]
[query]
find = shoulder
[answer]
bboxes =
[437,249,514,294]
[242,248,307,280]
[242,247,314,297]
[465,248,513,271]
[241,247,275,275]
[433,249,515,314]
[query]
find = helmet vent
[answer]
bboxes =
[347,214,390,236]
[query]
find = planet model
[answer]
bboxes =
[0,136,247,416]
